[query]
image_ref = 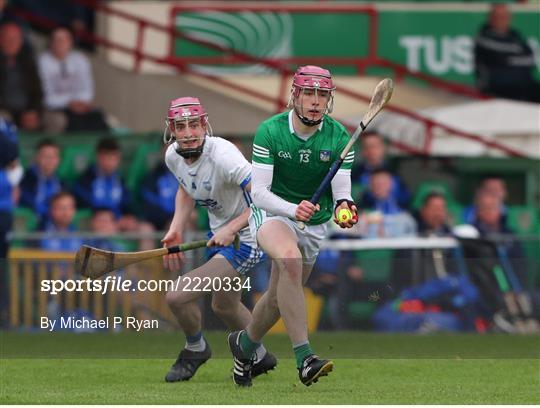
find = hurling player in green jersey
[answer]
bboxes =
[228,66,358,387]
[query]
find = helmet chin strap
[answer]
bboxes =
[175,137,206,159]
[294,106,323,127]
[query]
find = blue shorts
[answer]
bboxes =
[206,233,265,276]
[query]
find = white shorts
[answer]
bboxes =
[249,205,327,265]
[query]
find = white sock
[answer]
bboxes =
[185,336,206,352]
[253,344,267,363]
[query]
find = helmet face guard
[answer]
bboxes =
[163,97,213,159]
[288,65,336,127]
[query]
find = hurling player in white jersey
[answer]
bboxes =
[161,97,276,383]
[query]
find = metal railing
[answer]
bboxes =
[11,1,527,158]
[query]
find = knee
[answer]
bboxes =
[266,292,278,310]
[280,247,302,260]
[211,298,233,320]
[166,290,185,310]
[277,256,303,282]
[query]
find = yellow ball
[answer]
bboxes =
[337,208,353,223]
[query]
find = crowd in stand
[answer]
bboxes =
[0,2,537,135]
[15,136,167,251]
[0,13,108,132]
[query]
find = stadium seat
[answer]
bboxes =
[411,180,454,210]
[355,249,394,282]
[447,203,464,226]
[345,250,394,326]
[126,143,163,194]
[507,206,538,235]
[11,208,38,248]
[57,144,95,184]
[73,209,93,230]
[347,301,377,323]
[13,207,38,232]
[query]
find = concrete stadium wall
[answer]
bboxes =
[91,58,269,134]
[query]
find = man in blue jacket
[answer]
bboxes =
[0,117,21,327]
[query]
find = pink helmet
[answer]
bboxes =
[290,65,336,126]
[292,65,335,92]
[167,97,207,124]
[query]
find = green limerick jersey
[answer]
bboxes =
[252,110,354,226]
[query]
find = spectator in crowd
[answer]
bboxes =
[464,177,508,225]
[0,116,20,327]
[474,191,513,236]
[38,27,108,132]
[373,193,484,333]
[86,208,127,252]
[352,132,410,209]
[0,22,42,130]
[359,168,416,238]
[73,137,130,218]
[0,0,26,32]
[385,193,455,295]
[12,0,90,41]
[472,191,526,285]
[141,161,177,230]
[416,192,452,237]
[73,137,155,249]
[19,138,63,224]
[38,191,82,252]
[474,3,540,102]
[386,193,455,293]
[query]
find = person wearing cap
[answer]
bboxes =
[161,97,276,383]
[227,66,358,387]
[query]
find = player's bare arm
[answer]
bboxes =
[162,186,195,270]
[207,206,250,247]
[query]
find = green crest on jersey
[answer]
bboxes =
[319,150,331,162]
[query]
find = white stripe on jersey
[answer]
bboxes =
[252,162,274,170]
[253,151,270,158]
[253,144,270,153]
[253,147,269,154]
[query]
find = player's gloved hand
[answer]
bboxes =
[161,230,184,271]
[333,199,358,229]
[208,226,236,247]
[296,200,320,222]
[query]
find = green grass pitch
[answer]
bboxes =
[1,331,539,404]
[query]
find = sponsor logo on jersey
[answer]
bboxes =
[203,180,211,191]
[319,150,331,162]
[278,150,292,159]
[195,198,222,211]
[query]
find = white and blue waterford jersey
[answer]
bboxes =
[165,136,255,247]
